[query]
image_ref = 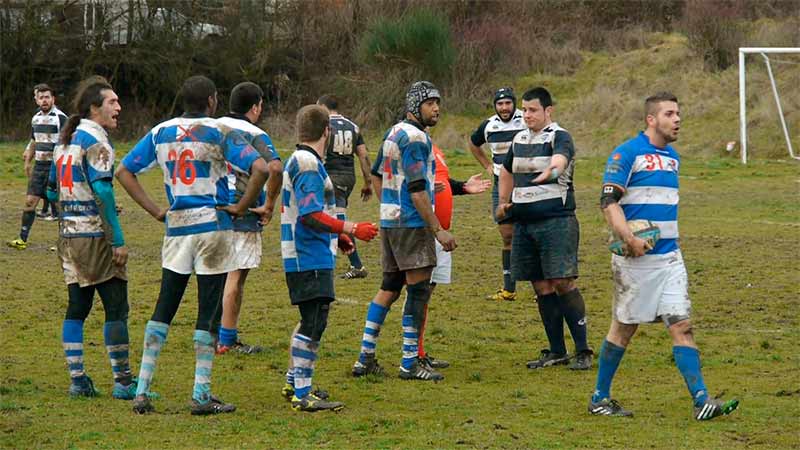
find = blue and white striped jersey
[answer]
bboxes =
[217,115,280,232]
[121,115,262,237]
[49,119,114,238]
[603,132,681,254]
[371,120,435,228]
[470,110,525,176]
[31,106,68,161]
[280,145,338,273]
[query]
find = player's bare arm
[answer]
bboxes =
[410,189,455,251]
[495,166,513,220]
[356,144,373,201]
[531,153,568,185]
[468,140,493,176]
[115,165,167,222]
[600,183,650,257]
[23,139,34,177]
[223,157,269,217]
[251,159,283,224]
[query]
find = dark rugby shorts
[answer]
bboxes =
[27,161,52,197]
[285,269,335,305]
[511,214,580,281]
[380,227,436,273]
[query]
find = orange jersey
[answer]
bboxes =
[433,144,453,230]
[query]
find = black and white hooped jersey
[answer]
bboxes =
[470,109,525,176]
[324,114,365,178]
[502,122,576,222]
[31,107,68,162]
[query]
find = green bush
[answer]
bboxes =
[358,8,455,79]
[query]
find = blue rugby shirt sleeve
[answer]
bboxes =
[85,142,115,183]
[470,120,489,147]
[602,148,634,189]
[293,170,326,217]
[552,130,575,160]
[122,131,158,174]
[401,141,430,184]
[254,133,280,162]
[224,130,261,174]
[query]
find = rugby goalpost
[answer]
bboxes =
[738,47,800,164]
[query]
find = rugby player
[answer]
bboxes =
[496,87,593,371]
[588,92,739,420]
[215,82,283,355]
[116,75,269,415]
[468,88,526,302]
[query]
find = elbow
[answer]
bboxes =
[267,160,283,178]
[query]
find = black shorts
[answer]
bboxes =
[512,215,579,281]
[329,173,356,209]
[285,269,335,305]
[381,227,437,273]
[27,161,52,197]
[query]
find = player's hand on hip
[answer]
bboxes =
[465,174,491,194]
[624,236,652,257]
[435,229,456,252]
[495,202,512,221]
[360,185,373,202]
[249,204,274,225]
[217,203,247,217]
[154,208,168,222]
[112,245,128,266]
[352,222,379,242]
[337,233,355,254]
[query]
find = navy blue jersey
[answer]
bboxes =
[324,114,365,177]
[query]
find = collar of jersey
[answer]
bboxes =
[181,112,208,119]
[403,119,426,132]
[225,112,251,123]
[637,131,670,151]
[296,144,322,160]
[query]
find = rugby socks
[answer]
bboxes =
[135,320,169,397]
[592,339,626,403]
[502,249,515,293]
[401,281,431,370]
[291,333,317,399]
[536,292,566,355]
[19,210,35,242]
[417,303,429,359]
[193,330,216,403]
[337,212,363,269]
[673,346,709,407]
[62,319,85,380]
[559,288,590,353]
[285,368,295,388]
[358,300,389,363]
[103,320,132,385]
[219,326,237,347]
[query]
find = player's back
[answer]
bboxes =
[324,114,362,177]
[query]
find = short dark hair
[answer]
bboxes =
[34,83,54,96]
[180,75,216,113]
[521,87,553,108]
[644,92,678,119]
[230,82,263,115]
[317,94,338,111]
[296,104,329,142]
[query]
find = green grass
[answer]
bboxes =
[0,141,798,449]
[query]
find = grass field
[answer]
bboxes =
[0,141,798,449]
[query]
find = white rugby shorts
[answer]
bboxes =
[430,240,452,285]
[162,230,235,275]
[611,250,690,325]
[230,231,262,270]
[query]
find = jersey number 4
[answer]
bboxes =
[168,149,196,185]
[56,154,74,194]
[332,130,353,155]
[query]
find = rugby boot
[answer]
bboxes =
[281,383,330,402]
[291,392,344,412]
[694,396,739,421]
[526,349,570,369]
[113,378,160,400]
[6,238,27,250]
[132,395,155,414]
[569,350,594,370]
[486,288,516,302]
[588,398,633,417]
[216,340,263,355]
[68,375,99,398]
[352,355,385,377]
[399,359,444,381]
[191,395,236,415]
[341,266,368,280]
[420,354,450,369]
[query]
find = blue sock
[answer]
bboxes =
[401,313,418,370]
[103,320,131,384]
[62,319,85,380]
[219,327,237,347]
[592,339,626,403]
[359,301,389,363]
[291,333,317,399]
[136,320,169,397]
[673,346,709,406]
[193,330,215,403]
[348,247,363,269]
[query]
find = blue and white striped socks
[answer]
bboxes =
[193,330,215,403]
[135,320,169,398]
[103,320,131,384]
[401,313,418,370]
[62,319,85,381]
[358,301,389,363]
[291,333,318,399]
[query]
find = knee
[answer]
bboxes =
[23,197,37,209]
[553,279,576,295]
[380,272,405,293]
[667,318,694,341]
[609,322,637,347]
[299,301,330,341]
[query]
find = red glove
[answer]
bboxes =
[352,222,378,242]
[338,233,354,253]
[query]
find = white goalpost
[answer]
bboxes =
[738,47,800,164]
